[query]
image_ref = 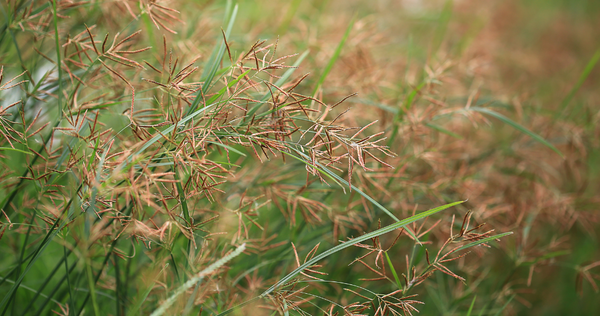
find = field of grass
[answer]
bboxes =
[1,0,599,315]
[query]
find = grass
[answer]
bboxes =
[1,0,599,315]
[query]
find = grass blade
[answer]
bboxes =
[283,147,426,244]
[127,280,156,316]
[0,183,81,313]
[275,50,309,88]
[189,2,238,114]
[312,18,354,96]
[261,200,465,296]
[558,49,600,116]
[454,232,513,252]
[284,147,398,220]
[385,252,403,290]
[149,244,246,316]
[466,295,476,316]
[127,69,249,170]
[469,106,563,157]
[214,297,260,316]
[52,0,63,117]
[85,260,101,316]
[174,166,190,223]
[493,294,514,316]
[425,123,464,139]
[205,141,246,157]
[0,147,32,155]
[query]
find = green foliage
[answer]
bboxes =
[1,0,598,315]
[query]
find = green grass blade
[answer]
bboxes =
[198,0,232,85]
[17,252,71,315]
[477,302,490,316]
[0,183,81,312]
[189,2,238,114]
[454,232,513,252]
[183,282,201,315]
[52,0,63,117]
[430,0,453,56]
[283,147,426,243]
[558,49,600,116]
[127,280,156,316]
[75,240,117,315]
[174,166,190,223]
[285,147,398,221]
[0,147,33,155]
[126,69,249,171]
[389,81,427,145]
[275,50,309,88]
[277,0,302,34]
[114,253,122,316]
[1,8,34,84]
[352,97,399,114]
[403,81,426,113]
[469,106,564,157]
[33,256,77,315]
[86,261,101,316]
[522,250,569,266]
[466,295,476,316]
[425,123,464,139]
[283,300,290,316]
[205,141,246,157]
[214,297,260,316]
[385,252,403,290]
[120,103,217,170]
[312,18,354,96]
[261,200,464,296]
[493,294,514,316]
[206,69,251,105]
[0,277,61,307]
[149,244,246,316]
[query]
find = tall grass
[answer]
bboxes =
[1,0,599,315]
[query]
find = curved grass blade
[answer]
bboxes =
[260,200,465,297]
[469,107,563,157]
[283,147,425,243]
[0,278,61,306]
[284,146,399,221]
